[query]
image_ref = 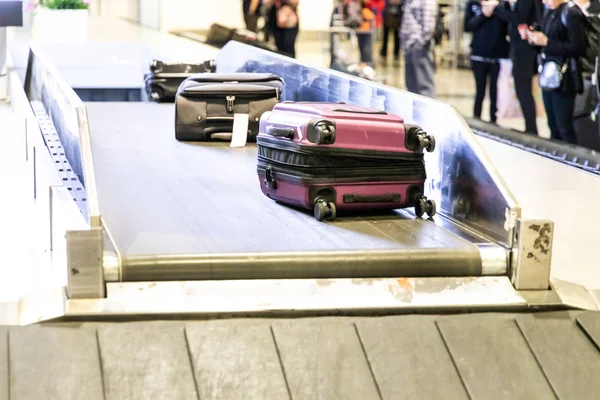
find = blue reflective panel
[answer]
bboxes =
[216,42,521,247]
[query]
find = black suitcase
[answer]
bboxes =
[574,66,600,150]
[175,73,285,142]
[573,115,600,150]
[144,59,216,102]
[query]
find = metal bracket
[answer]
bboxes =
[66,227,105,299]
[510,219,554,290]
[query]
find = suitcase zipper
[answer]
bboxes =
[257,136,423,161]
[257,159,426,183]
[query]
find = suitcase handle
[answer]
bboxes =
[343,193,401,203]
[332,108,387,115]
[266,126,295,139]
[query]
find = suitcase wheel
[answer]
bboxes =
[425,135,436,152]
[150,87,164,102]
[406,125,436,153]
[314,198,336,221]
[415,196,436,218]
[416,134,436,153]
[314,122,336,145]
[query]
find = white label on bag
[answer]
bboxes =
[230,113,249,148]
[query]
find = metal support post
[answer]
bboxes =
[511,219,554,290]
[66,228,105,298]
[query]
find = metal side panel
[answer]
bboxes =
[86,102,484,280]
[8,326,104,400]
[97,322,197,400]
[355,316,468,400]
[436,315,557,399]
[515,313,600,399]
[185,320,289,399]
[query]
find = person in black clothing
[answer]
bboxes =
[380,0,402,61]
[494,0,543,135]
[465,0,510,123]
[243,0,262,32]
[524,0,587,143]
[265,0,300,58]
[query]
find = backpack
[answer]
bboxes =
[561,2,600,74]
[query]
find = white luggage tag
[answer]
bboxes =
[230,113,249,147]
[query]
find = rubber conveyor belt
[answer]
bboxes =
[2,311,600,399]
[87,103,483,281]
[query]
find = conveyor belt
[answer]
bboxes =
[87,102,485,281]
[2,311,600,399]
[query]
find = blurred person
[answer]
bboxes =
[358,0,377,65]
[401,0,438,97]
[464,0,510,123]
[265,0,300,57]
[524,0,587,143]
[494,0,544,135]
[371,0,387,34]
[343,0,376,64]
[380,0,403,61]
[569,0,599,147]
[574,0,600,13]
[243,0,262,32]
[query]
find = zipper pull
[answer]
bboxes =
[275,87,280,100]
[226,95,235,113]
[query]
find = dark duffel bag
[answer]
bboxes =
[206,23,274,52]
[145,59,217,102]
[206,23,235,47]
[175,73,284,142]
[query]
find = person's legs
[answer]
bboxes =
[471,60,488,119]
[244,14,259,32]
[404,43,435,97]
[393,27,400,59]
[511,45,538,134]
[381,25,390,57]
[281,27,299,58]
[357,31,374,65]
[272,27,284,53]
[542,90,560,141]
[552,92,577,144]
[416,42,435,97]
[488,61,500,123]
[404,51,418,93]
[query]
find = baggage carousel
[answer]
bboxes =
[3,37,600,398]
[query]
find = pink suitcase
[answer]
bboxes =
[256,102,436,221]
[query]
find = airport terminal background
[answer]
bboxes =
[2,1,600,398]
